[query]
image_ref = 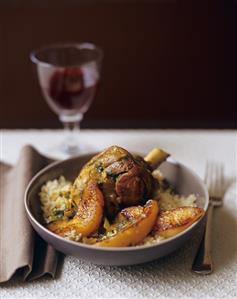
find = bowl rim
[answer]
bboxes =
[24,153,209,252]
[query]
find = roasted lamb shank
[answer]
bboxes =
[72,145,169,217]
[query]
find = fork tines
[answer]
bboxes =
[205,162,224,207]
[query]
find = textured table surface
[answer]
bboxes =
[1,129,237,299]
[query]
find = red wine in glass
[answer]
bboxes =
[42,65,98,116]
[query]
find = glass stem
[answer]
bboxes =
[60,114,83,155]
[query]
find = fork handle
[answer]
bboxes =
[191,203,214,274]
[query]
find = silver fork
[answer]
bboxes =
[191,162,224,274]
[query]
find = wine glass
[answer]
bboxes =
[30,43,103,155]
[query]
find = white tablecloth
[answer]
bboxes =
[1,129,237,299]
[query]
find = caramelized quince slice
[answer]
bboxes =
[47,181,104,238]
[95,200,159,247]
[153,206,204,238]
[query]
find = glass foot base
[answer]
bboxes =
[42,142,97,160]
[61,142,81,156]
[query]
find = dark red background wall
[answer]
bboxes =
[0,0,236,128]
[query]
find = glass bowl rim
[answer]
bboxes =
[30,42,103,68]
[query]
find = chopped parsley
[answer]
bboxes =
[95,163,104,173]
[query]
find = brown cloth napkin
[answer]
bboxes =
[0,145,61,283]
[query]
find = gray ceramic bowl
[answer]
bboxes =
[24,153,208,266]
